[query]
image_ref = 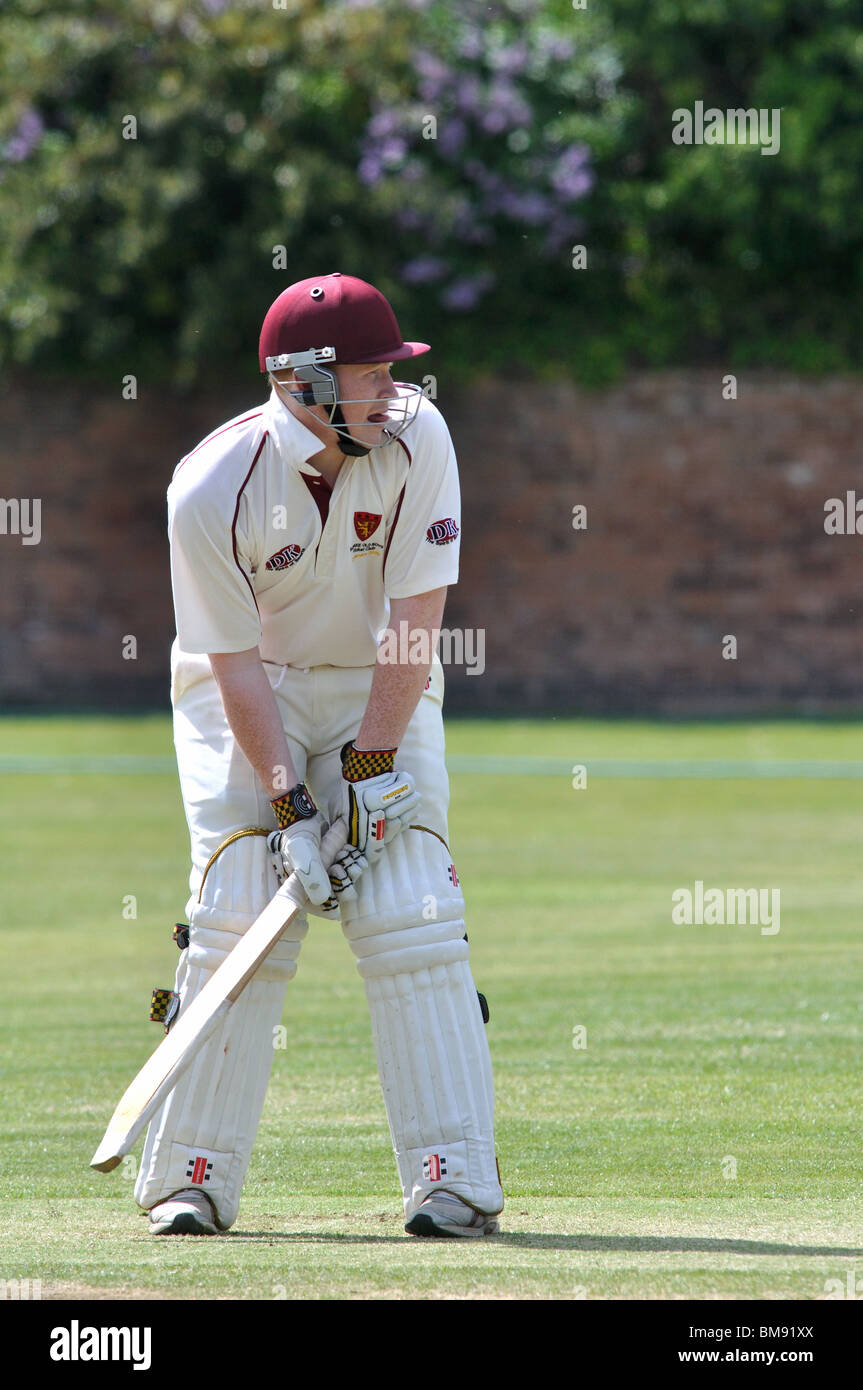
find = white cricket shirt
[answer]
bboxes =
[167,387,461,667]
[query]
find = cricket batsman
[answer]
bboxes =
[134,273,504,1238]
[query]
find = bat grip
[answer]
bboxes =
[319,815,349,863]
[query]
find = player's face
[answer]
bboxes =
[337,362,397,445]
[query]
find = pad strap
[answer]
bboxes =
[150,987,180,1033]
[197,827,270,903]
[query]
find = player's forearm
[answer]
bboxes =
[355,588,447,750]
[208,648,300,799]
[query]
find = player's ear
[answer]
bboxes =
[270,370,300,398]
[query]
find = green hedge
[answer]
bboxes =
[1,0,859,387]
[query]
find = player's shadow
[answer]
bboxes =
[230,1231,863,1256]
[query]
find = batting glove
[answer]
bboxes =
[326,843,368,903]
[268,785,368,918]
[338,741,421,863]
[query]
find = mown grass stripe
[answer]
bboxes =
[2,754,863,779]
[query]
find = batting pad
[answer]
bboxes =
[340,829,503,1218]
[188,829,308,982]
[134,832,299,1228]
[133,955,287,1227]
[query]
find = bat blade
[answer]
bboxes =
[90,819,347,1172]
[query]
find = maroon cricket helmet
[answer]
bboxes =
[259,273,430,371]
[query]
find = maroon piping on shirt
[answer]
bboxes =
[175,412,263,472]
[231,433,269,614]
[382,437,413,582]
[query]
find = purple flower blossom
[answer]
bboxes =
[356,13,596,274]
[414,49,450,101]
[479,109,508,136]
[534,29,575,66]
[452,213,494,246]
[550,144,594,201]
[453,73,484,117]
[357,153,384,185]
[415,49,449,78]
[400,257,448,285]
[478,82,532,134]
[438,117,467,159]
[455,29,483,62]
[367,108,405,140]
[488,42,529,77]
[395,209,425,232]
[440,271,495,312]
[543,213,586,256]
[463,161,503,196]
[200,0,229,12]
[548,38,575,63]
[498,189,552,225]
[380,137,408,168]
[5,108,44,163]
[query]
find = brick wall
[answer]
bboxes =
[1,371,861,714]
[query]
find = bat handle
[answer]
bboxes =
[319,815,349,864]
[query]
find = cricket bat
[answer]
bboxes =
[89,818,348,1173]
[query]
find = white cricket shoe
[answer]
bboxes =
[405,1191,500,1239]
[148,1189,220,1236]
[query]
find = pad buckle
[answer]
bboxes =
[150,988,180,1033]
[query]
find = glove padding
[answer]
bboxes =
[326,843,368,904]
[342,769,421,863]
[268,814,367,920]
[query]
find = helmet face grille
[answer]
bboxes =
[269,375,426,450]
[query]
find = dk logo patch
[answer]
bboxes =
[426,517,459,546]
[265,543,304,571]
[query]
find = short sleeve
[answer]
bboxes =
[168,482,262,654]
[383,402,461,599]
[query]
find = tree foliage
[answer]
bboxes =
[0,0,859,386]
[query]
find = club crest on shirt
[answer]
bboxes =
[426,517,459,546]
[354,511,382,541]
[265,543,305,571]
[351,511,384,559]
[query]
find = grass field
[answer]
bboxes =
[2,715,862,1302]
